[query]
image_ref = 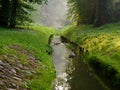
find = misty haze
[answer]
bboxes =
[33,0,69,29]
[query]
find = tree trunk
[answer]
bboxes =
[94,0,112,27]
[10,0,17,28]
[0,0,10,27]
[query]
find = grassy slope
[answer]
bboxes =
[0,25,55,90]
[62,23,120,89]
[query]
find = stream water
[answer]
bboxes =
[52,36,106,90]
[33,0,108,89]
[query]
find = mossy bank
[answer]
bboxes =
[0,25,56,90]
[61,22,120,90]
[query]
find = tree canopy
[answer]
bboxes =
[0,0,47,28]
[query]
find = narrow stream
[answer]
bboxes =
[52,36,106,90]
[52,36,71,90]
[67,55,106,90]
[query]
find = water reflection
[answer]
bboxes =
[66,56,106,90]
[52,36,71,90]
[53,37,106,90]
[54,49,106,90]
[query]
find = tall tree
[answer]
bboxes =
[0,0,47,28]
[67,0,96,26]
[9,0,34,28]
[113,0,120,21]
[67,0,114,27]
[9,0,18,28]
[94,0,113,27]
[0,0,10,27]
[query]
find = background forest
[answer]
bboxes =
[67,0,120,26]
[0,0,120,90]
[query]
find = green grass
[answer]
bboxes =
[0,25,56,90]
[62,22,120,89]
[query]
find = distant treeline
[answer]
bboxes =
[67,0,120,27]
[0,0,47,28]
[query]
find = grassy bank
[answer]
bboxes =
[62,23,120,90]
[0,25,56,90]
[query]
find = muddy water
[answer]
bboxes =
[52,36,106,90]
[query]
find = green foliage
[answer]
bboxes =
[62,22,120,89]
[0,0,47,28]
[0,25,56,90]
[67,0,114,26]
[67,0,96,25]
